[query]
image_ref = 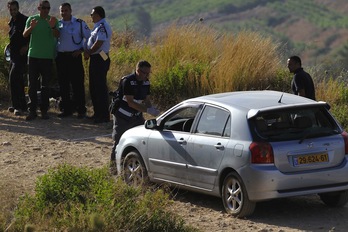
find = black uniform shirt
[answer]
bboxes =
[120,73,151,114]
[291,68,316,100]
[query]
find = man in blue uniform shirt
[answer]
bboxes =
[84,6,112,123]
[56,2,91,118]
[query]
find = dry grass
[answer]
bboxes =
[210,31,282,92]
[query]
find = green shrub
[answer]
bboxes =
[12,164,196,232]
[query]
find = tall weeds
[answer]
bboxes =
[148,24,284,108]
[210,30,282,92]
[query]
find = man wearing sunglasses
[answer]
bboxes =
[23,0,59,120]
[109,60,160,174]
[56,2,91,119]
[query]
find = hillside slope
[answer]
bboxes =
[1,0,347,65]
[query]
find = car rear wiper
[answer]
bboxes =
[299,130,339,144]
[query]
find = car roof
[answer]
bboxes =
[186,90,328,119]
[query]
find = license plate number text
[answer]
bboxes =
[294,153,329,166]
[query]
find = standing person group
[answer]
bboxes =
[23,0,59,120]
[56,2,90,119]
[9,0,113,122]
[7,0,29,116]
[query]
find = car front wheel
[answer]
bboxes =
[319,190,348,207]
[122,151,148,186]
[221,172,256,218]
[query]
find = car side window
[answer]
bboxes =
[163,106,199,132]
[196,106,230,137]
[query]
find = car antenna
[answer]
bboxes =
[278,92,284,103]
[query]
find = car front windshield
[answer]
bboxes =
[251,107,341,142]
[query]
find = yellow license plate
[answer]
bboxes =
[294,153,329,166]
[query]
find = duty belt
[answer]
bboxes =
[118,107,141,117]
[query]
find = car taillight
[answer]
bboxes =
[341,131,348,154]
[250,142,274,164]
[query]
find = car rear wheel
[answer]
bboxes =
[221,172,256,218]
[122,151,148,186]
[319,190,348,207]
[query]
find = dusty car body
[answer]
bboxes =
[116,90,348,217]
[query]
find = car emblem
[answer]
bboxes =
[307,142,314,148]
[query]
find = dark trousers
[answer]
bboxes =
[89,54,110,120]
[9,57,27,111]
[110,114,145,161]
[56,52,86,114]
[27,57,52,113]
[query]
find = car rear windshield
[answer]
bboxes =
[250,106,341,142]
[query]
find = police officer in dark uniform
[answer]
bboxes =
[84,6,112,123]
[7,0,29,116]
[56,2,91,118]
[110,60,160,172]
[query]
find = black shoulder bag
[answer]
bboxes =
[109,77,125,115]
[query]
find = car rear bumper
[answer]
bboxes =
[239,157,348,201]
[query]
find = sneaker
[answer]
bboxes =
[14,109,22,116]
[57,112,72,118]
[8,107,14,113]
[41,112,49,120]
[26,112,37,121]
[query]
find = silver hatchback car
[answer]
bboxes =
[116,90,348,217]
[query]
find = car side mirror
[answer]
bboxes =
[145,119,158,129]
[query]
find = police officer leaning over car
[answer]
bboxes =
[56,2,91,119]
[110,60,160,171]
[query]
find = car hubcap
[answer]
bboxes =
[226,178,242,212]
[124,157,143,185]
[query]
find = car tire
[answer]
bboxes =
[221,172,256,218]
[122,151,148,186]
[319,190,348,207]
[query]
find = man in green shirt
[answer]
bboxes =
[23,0,59,120]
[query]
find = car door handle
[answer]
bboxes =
[178,138,187,145]
[214,143,224,150]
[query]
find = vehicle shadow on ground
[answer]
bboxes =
[172,189,348,231]
[0,110,112,146]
